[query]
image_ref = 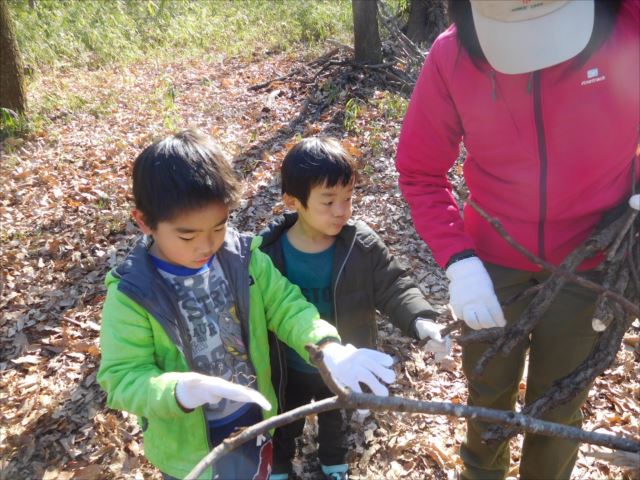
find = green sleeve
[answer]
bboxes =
[250,245,340,363]
[97,280,188,419]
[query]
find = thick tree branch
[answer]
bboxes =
[463,197,638,443]
[483,267,634,443]
[467,198,639,317]
[185,344,640,479]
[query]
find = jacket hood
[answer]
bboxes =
[106,228,257,352]
[110,229,257,286]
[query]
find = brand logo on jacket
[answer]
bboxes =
[581,67,606,86]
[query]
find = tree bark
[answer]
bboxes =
[405,0,447,46]
[352,0,382,64]
[0,0,27,113]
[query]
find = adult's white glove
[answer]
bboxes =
[321,343,396,396]
[175,372,271,411]
[415,317,452,362]
[446,256,506,330]
[630,194,640,210]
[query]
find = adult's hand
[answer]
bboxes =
[446,256,506,330]
[629,194,640,210]
[175,372,271,411]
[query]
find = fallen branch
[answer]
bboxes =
[377,0,425,67]
[582,444,640,468]
[185,396,344,480]
[469,197,638,377]
[464,197,639,444]
[468,198,639,318]
[483,266,634,443]
[184,344,640,480]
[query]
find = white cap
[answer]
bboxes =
[469,0,594,74]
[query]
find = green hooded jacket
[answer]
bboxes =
[97,229,339,479]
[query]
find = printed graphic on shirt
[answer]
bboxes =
[158,258,256,420]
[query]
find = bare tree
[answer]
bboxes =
[0,0,27,113]
[352,0,382,64]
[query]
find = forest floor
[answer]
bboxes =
[1,46,638,480]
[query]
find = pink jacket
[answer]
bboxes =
[396,1,639,271]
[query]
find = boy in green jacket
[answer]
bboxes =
[259,137,449,480]
[97,130,396,480]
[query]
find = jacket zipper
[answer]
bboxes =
[333,233,357,332]
[119,278,212,455]
[533,71,548,260]
[157,278,212,455]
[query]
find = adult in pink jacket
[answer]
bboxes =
[396,1,639,479]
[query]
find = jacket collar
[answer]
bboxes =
[259,212,377,250]
[112,227,253,356]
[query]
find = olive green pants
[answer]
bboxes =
[460,263,601,480]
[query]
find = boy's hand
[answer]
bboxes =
[175,372,271,411]
[321,343,396,396]
[630,194,640,210]
[415,318,452,362]
[446,256,506,330]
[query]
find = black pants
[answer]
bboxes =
[272,369,346,474]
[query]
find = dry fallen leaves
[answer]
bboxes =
[1,48,638,480]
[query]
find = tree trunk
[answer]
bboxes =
[0,0,27,113]
[405,0,448,46]
[352,0,382,64]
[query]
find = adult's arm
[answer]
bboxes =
[396,34,474,268]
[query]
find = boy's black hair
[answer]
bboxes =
[132,129,241,229]
[281,137,357,208]
[448,0,623,70]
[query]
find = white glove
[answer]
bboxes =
[415,318,452,362]
[175,372,271,411]
[629,194,640,210]
[446,256,506,330]
[322,343,396,396]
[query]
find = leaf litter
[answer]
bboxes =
[1,48,638,480]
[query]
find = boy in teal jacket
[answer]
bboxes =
[260,137,449,480]
[97,130,395,480]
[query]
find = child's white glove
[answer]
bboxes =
[446,256,506,330]
[321,343,396,396]
[175,372,271,411]
[414,318,452,362]
[630,194,640,210]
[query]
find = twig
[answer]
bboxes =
[503,283,544,307]
[61,316,85,328]
[184,345,640,479]
[440,319,464,337]
[482,267,633,444]
[185,397,343,480]
[467,199,639,317]
[248,68,304,91]
[305,344,349,400]
[469,198,638,377]
[377,0,425,64]
[582,444,640,468]
[457,327,504,346]
[607,211,637,260]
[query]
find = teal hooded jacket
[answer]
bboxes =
[97,228,339,479]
